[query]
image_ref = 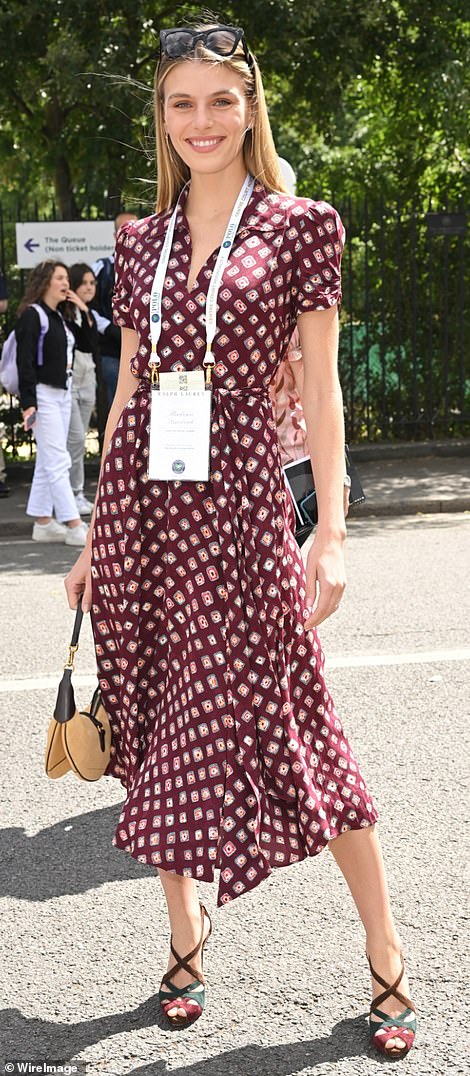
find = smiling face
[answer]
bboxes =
[162,61,251,178]
[42,265,70,309]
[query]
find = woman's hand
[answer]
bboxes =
[65,545,93,613]
[22,406,36,431]
[304,531,346,629]
[66,288,88,312]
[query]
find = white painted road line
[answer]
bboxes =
[0,673,98,694]
[0,648,469,693]
[327,648,470,669]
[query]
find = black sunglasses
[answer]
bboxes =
[159,25,254,70]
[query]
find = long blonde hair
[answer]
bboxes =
[154,26,288,212]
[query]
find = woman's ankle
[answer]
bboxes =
[366,927,402,955]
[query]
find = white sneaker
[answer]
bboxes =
[32,519,67,543]
[75,492,94,515]
[64,521,89,547]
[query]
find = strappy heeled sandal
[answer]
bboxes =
[368,950,417,1059]
[159,902,212,1029]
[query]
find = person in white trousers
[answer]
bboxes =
[16,260,89,545]
[66,264,99,515]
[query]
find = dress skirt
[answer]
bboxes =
[91,381,378,906]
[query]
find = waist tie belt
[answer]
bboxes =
[215,386,271,400]
[135,376,271,401]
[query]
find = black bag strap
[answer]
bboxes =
[54,596,83,724]
[70,595,84,647]
[64,595,84,670]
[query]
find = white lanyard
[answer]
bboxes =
[59,312,75,372]
[149,173,255,385]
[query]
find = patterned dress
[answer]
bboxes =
[91,182,378,906]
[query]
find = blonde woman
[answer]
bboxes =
[65,23,416,1056]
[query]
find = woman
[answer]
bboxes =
[17,261,89,545]
[66,263,99,516]
[65,23,416,1056]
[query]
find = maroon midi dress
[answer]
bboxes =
[91,182,378,905]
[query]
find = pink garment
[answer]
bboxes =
[269,328,308,466]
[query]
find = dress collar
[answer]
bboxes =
[149,179,290,239]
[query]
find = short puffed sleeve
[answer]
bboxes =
[292,201,345,317]
[112,224,134,328]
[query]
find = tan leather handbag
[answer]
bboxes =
[45,598,112,782]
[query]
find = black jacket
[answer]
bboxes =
[71,307,99,361]
[92,257,121,360]
[16,301,73,410]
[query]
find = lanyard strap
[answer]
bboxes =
[149,173,255,385]
[58,311,75,371]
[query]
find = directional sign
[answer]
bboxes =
[15,221,116,269]
[24,238,41,254]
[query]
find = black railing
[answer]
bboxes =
[0,198,468,453]
[338,199,468,441]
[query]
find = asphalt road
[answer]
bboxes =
[0,512,469,1076]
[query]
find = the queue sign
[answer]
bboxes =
[15,221,115,268]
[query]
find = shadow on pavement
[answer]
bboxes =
[0,541,80,575]
[345,511,468,537]
[1,1003,380,1072]
[0,805,153,901]
[1,509,466,575]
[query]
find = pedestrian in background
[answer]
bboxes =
[65,22,416,1058]
[0,426,10,497]
[92,211,137,411]
[0,267,8,315]
[66,263,99,516]
[270,324,310,463]
[16,260,88,545]
[0,268,10,495]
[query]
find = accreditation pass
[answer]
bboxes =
[148,385,212,482]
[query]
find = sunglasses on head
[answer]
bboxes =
[159,25,254,70]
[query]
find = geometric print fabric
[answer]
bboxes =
[91,182,378,906]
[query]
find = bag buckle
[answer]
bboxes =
[64,643,79,671]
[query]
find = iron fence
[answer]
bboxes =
[0,197,468,453]
[338,198,468,441]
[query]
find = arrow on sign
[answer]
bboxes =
[24,238,40,253]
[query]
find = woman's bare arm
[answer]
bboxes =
[297,305,347,627]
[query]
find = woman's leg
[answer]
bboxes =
[67,386,85,497]
[26,431,53,521]
[329,824,413,1051]
[76,368,96,493]
[158,869,210,1020]
[68,354,96,496]
[30,384,81,525]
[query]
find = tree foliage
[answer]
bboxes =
[0,1,468,445]
[0,0,467,217]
